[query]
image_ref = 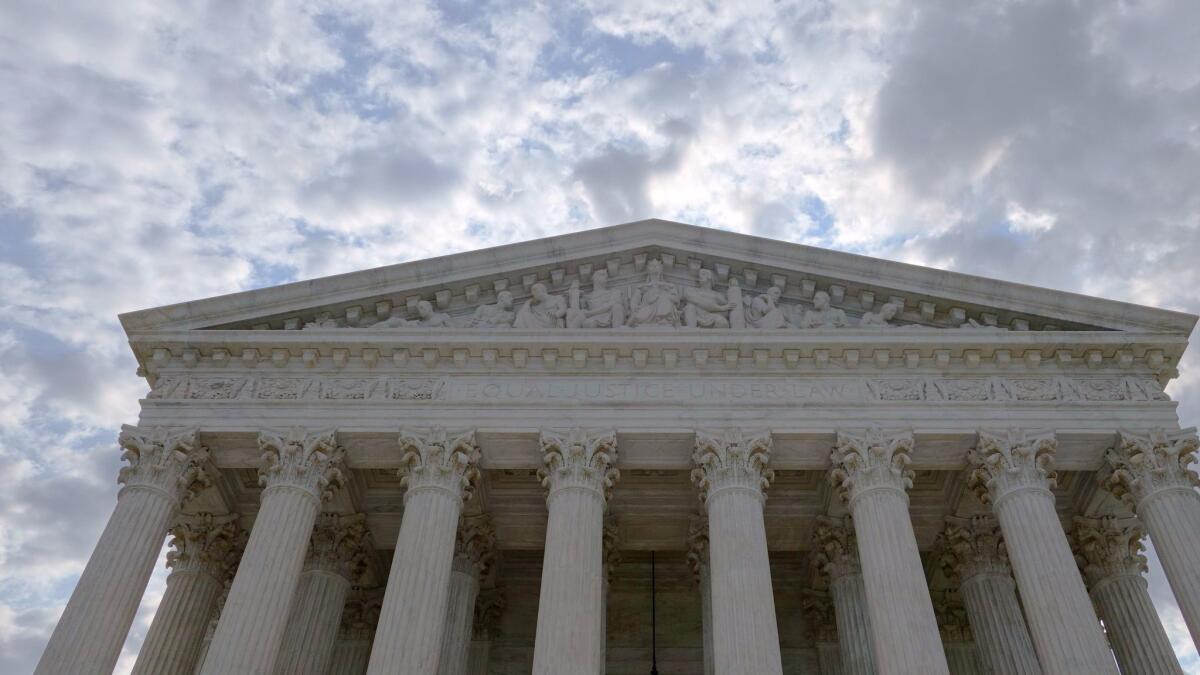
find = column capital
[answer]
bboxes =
[473,587,506,640]
[306,512,372,582]
[829,426,914,505]
[691,428,774,502]
[538,427,619,500]
[454,515,497,581]
[1103,428,1200,508]
[686,514,709,584]
[811,515,861,584]
[938,515,1011,583]
[967,428,1057,506]
[398,427,482,503]
[1072,516,1148,588]
[166,513,244,581]
[801,590,838,644]
[257,427,346,502]
[118,425,213,505]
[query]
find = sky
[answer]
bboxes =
[0,0,1198,672]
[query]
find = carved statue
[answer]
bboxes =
[859,300,902,328]
[627,259,681,327]
[513,282,566,329]
[798,291,847,329]
[369,300,451,329]
[566,269,625,329]
[468,291,516,328]
[746,286,789,329]
[683,269,733,328]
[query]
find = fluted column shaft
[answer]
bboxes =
[816,642,844,675]
[437,561,481,675]
[202,487,322,674]
[327,630,372,675]
[36,427,210,675]
[273,569,351,674]
[133,567,224,675]
[830,573,875,675]
[367,427,480,675]
[944,643,982,675]
[1093,573,1184,674]
[958,573,1042,675]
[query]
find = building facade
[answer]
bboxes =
[33,219,1200,675]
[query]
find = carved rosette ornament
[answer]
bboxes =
[938,515,1011,582]
[397,427,482,504]
[257,428,346,502]
[166,513,244,581]
[829,427,914,505]
[811,516,861,584]
[306,513,371,582]
[1104,428,1200,507]
[117,425,212,505]
[538,428,620,501]
[454,516,497,580]
[691,428,774,502]
[1072,516,1147,588]
[686,514,709,583]
[967,429,1057,506]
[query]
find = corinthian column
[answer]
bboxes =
[273,513,371,675]
[1073,516,1184,675]
[36,426,212,675]
[968,429,1117,675]
[691,428,783,675]
[811,516,876,675]
[686,515,715,675]
[367,428,481,675]
[1103,428,1200,646]
[438,517,496,675]
[132,514,242,675]
[200,428,346,675]
[531,428,619,675]
[938,516,1041,675]
[830,428,947,675]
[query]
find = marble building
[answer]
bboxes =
[32,219,1200,675]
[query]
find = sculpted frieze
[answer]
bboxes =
[252,255,1052,332]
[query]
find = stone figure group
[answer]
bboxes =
[305,258,971,331]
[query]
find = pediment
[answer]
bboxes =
[119,219,1196,336]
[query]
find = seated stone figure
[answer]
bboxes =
[627,259,681,327]
[514,282,566,329]
[798,290,847,329]
[468,290,516,328]
[746,286,789,329]
[369,300,451,329]
[566,269,625,328]
[683,269,734,328]
[859,300,902,328]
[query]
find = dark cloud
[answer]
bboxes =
[573,117,693,223]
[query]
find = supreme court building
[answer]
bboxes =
[33,219,1200,675]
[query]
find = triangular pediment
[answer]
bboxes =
[119,219,1196,336]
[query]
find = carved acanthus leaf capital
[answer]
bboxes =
[306,513,371,582]
[398,427,481,504]
[454,515,497,581]
[938,515,1010,583]
[1072,516,1148,587]
[473,587,507,640]
[1103,428,1199,507]
[811,515,860,584]
[685,514,709,584]
[118,425,212,505]
[829,427,914,504]
[691,428,774,502]
[166,513,243,581]
[258,428,346,502]
[538,428,619,501]
[967,429,1057,505]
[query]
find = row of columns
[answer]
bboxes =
[33,424,1200,675]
